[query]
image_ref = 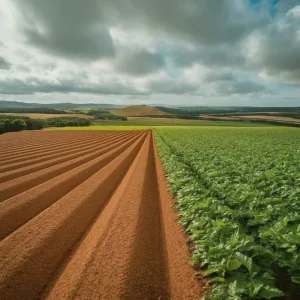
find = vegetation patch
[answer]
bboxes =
[112,105,169,117]
[87,109,127,121]
[0,115,91,134]
[0,115,43,134]
[43,117,91,128]
[155,127,300,299]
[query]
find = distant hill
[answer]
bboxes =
[0,107,66,114]
[48,103,121,109]
[0,113,93,119]
[112,105,170,117]
[0,100,121,109]
[173,106,300,113]
[1,101,299,115]
[0,101,43,108]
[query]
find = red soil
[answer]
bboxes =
[0,130,207,299]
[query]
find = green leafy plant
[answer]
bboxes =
[155,127,300,299]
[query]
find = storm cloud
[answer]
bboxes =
[13,0,115,60]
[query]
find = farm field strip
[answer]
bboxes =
[0,112,93,119]
[155,127,300,300]
[0,131,138,184]
[0,132,146,239]
[0,131,135,171]
[0,131,144,201]
[0,130,205,300]
[0,130,124,152]
[0,132,114,157]
[0,131,123,167]
[43,132,170,299]
[0,131,123,158]
[0,131,105,150]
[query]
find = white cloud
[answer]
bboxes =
[246,5,300,84]
[12,0,115,60]
[0,0,299,106]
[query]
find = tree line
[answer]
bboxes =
[0,115,91,134]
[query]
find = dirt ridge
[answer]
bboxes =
[0,132,145,239]
[0,131,130,171]
[0,130,207,299]
[0,131,137,182]
[0,132,139,200]
[0,131,111,156]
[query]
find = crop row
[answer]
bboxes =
[155,127,300,300]
[0,130,206,299]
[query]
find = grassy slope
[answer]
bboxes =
[47,114,277,130]
[111,105,169,117]
[201,114,300,124]
[92,118,271,127]
[49,125,272,131]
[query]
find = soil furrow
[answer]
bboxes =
[0,131,130,172]
[43,132,203,300]
[119,134,170,299]
[0,132,145,240]
[0,131,118,163]
[0,131,114,157]
[0,132,114,163]
[0,132,105,153]
[0,133,146,300]
[0,131,103,146]
[0,130,206,300]
[152,133,208,299]
[42,132,149,300]
[0,131,137,184]
[42,132,169,300]
[0,131,141,200]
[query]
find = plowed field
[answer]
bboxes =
[0,130,207,300]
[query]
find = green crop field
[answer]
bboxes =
[47,123,300,298]
[155,127,300,299]
[48,124,272,132]
[91,118,274,127]
[47,118,274,131]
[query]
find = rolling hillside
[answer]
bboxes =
[0,100,120,110]
[112,105,170,117]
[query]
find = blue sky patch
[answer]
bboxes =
[249,0,280,16]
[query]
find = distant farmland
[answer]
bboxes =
[1,125,300,299]
[241,114,300,123]
[200,114,300,125]
[112,105,170,117]
[0,130,205,299]
[0,113,93,119]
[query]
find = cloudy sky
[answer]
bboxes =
[0,0,300,106]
